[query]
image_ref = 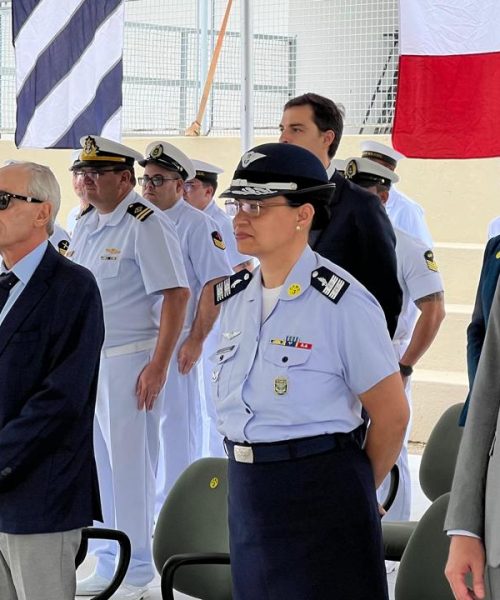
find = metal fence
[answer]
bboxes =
[0,0,398,137]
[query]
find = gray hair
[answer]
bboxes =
[3,160,61,235]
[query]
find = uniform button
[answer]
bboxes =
[219,355,224,361]
[282,356,288,363]
[245,408,251,414]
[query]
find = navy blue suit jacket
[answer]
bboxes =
[312,170,402,337]
[460,234,500,425]
[0,244,104,534]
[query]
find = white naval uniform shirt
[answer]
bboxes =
[392,228,444,347]
[386,186,433,247]
[211,245,399,444]
[68,190,188,348]
[203,200,252,269]
[163,198,233,326]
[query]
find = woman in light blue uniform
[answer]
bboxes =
[212,143,409,600]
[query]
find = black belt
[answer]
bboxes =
[224,429,362,464]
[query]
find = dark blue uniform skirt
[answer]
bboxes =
[228,444,388,600]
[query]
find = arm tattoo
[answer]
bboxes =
[415,291,444,308]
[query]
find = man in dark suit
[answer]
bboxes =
[0,161,104,600]
[279,93,402,337]
[459,234,500,425]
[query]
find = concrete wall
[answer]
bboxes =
[1,134,494,442]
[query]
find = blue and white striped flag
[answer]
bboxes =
[12,0,125,148]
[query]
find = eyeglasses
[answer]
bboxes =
[138,175,180,188]
[73,169,121,181]
[0,191,43,210]
[183,181,203,192]
[224,199,289,218]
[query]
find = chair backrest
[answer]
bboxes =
[153,457,232,600]
[419,403,464,501]
[395,493,454,600]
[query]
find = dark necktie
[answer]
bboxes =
[0,271,19,313]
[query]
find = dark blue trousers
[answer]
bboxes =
[228,445,388,600]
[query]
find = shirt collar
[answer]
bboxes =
[245,245,316,303]
[2,240,48,284]
[164,197,187,222]
[85,189,140,230]
[326,161,336,179]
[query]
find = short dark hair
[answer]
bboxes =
[200,178,218,194]
[284,93,344,158]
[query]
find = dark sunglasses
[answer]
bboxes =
[0,191,43,210]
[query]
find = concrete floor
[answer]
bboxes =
[77,454,430,600]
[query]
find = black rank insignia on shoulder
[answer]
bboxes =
[212,230,226,250]
[57,239,70,256]
[127,202,154,222]
[77,205,94,220]
[311,266,350,304]
[214,269,252,305]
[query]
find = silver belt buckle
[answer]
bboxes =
[233,445,254,463]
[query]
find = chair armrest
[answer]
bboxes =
[382,464,400,513]
[77,527,132,600]
[160,552,230,600]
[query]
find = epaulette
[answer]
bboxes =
[214,270,252,305]
[57,239,70,256]
[310,266,350,304]
[76,205,94,220]
[127,202,154,222]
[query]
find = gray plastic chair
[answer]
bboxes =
[152,457,231,600]
[395,492,454,600]
[383,403,464,561]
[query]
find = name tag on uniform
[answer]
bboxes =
[233,445,254,463]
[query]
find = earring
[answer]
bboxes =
[296,225,301,231]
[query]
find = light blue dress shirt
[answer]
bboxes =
[0,241,48,326]
[211,245,399,443]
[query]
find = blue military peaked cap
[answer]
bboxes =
[220,143,335,203]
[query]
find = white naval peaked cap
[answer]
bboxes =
[331,158,346,173]
[192,159,224,176]
[360,140,405,168]
[73,136,143,169]
[140,141,196,181]
[343,156,400,186]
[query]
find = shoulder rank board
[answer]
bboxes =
[77,205,94,220]
[214,269,252,305]
[127,202,154,222]
[311,266,349,304]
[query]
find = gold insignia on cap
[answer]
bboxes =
[424,250,439,272]
[209,477,219,489]
[345,159,358,180]
[150,144,163,159]
[274,376,288,396]
[288,283,301,297]
[82,136,99,159]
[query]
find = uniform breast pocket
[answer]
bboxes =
[96,257,120,280]
[263,344,312,369]
[209,343,240,402]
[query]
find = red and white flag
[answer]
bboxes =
[392,0,500,159]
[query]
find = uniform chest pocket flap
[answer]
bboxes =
[264,344,312,367]
[96,256,120,279]
[210,343,239,365]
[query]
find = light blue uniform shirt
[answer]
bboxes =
[211,245,399,443]
[0,241,48,326]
